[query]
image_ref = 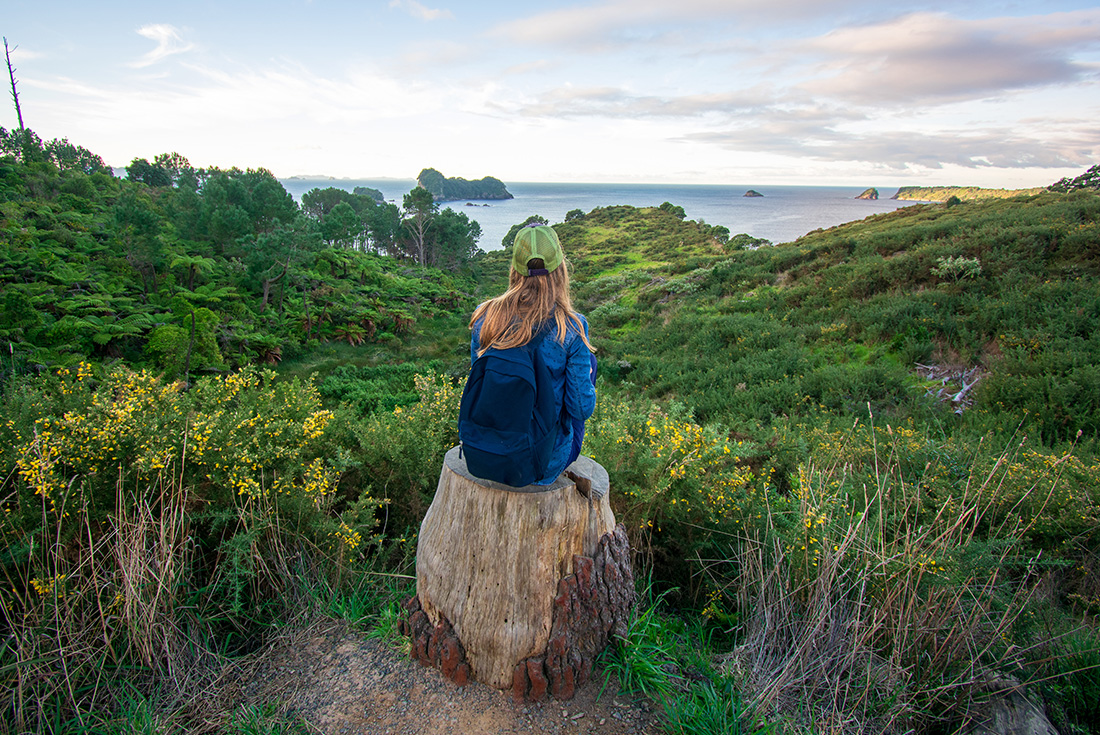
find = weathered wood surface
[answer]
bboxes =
[413,446,626,691]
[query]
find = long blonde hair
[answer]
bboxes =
[470,258,594,356]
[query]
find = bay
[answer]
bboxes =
[279,177,918,252]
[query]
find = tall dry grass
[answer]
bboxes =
[1,467,236,732]
[718,418,1087,733]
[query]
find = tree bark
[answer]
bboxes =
[405,447,634,697]
[5,38,25,131]
[260,257,289,314]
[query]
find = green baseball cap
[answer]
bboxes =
[511,225,564,276]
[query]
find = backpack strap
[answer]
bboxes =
[526,323,571,435]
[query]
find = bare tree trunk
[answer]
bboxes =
[4,38,25,131]
[403,448,635,700]
[260,258,289,314]
[404,212,430,265]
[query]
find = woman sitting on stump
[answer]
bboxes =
[466,224,597,485]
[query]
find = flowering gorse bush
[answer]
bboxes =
[185,368,339,507]
[5,366,373,543]
[10,365,186,528]
[2,365,383,609]
[1,364,388,731]
[584,389,756,587]
[587,392,754,526]
[800,417,1100,552]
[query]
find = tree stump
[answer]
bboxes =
[402,446,635,700]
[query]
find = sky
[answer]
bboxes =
[4,1,1099,187]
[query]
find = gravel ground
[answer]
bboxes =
[239,619,664,735]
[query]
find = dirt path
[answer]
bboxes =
[239,620,664,735]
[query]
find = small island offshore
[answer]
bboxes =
[417,167,513,202]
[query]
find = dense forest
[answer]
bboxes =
[0,128,487,382]
[2,127,1099,735]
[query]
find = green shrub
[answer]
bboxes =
[585,389,759,592]
[714,417,1087,733]
[932,254,982,282]
[319,362,426,414]
[354,372,460,532]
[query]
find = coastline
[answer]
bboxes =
[277,178,921,250]
[891,185,1044,202]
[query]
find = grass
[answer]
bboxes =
[0,469,257,732]
[314,560,416,651]
[599,586,680,700]
[592,252,669,277]
[707,417,1098,734]
[597,578,766,734]
[662,679,750,735]
[224,704,312,735]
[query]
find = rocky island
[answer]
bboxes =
[743,189,763,198]
[417,168,513,202]
[856,188,879,200]
[352,185,384,202]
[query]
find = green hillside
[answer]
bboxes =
[3,133,1099,735]
[570,191,1100,442]
[547,190,1100,732]
[892,184,1045,201]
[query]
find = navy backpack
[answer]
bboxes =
[458,327,566,486]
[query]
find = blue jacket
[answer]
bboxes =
[471,313,596,485]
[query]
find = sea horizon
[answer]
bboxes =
[278,177,920,250]
[105,166,933,249]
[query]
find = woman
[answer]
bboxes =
[469,224,597,485]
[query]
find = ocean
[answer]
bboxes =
[278,178,918,251]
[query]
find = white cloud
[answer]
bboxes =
[497,85,779,118]
[800,10,1100,104]
[29,55,456,165]
[502,59,556,77]
[17,74,115,102]
[389,0,454,22]
[172,60,448,125]
[129,24,195,68]
[487,0,846,47]
[684,117,1099,170]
